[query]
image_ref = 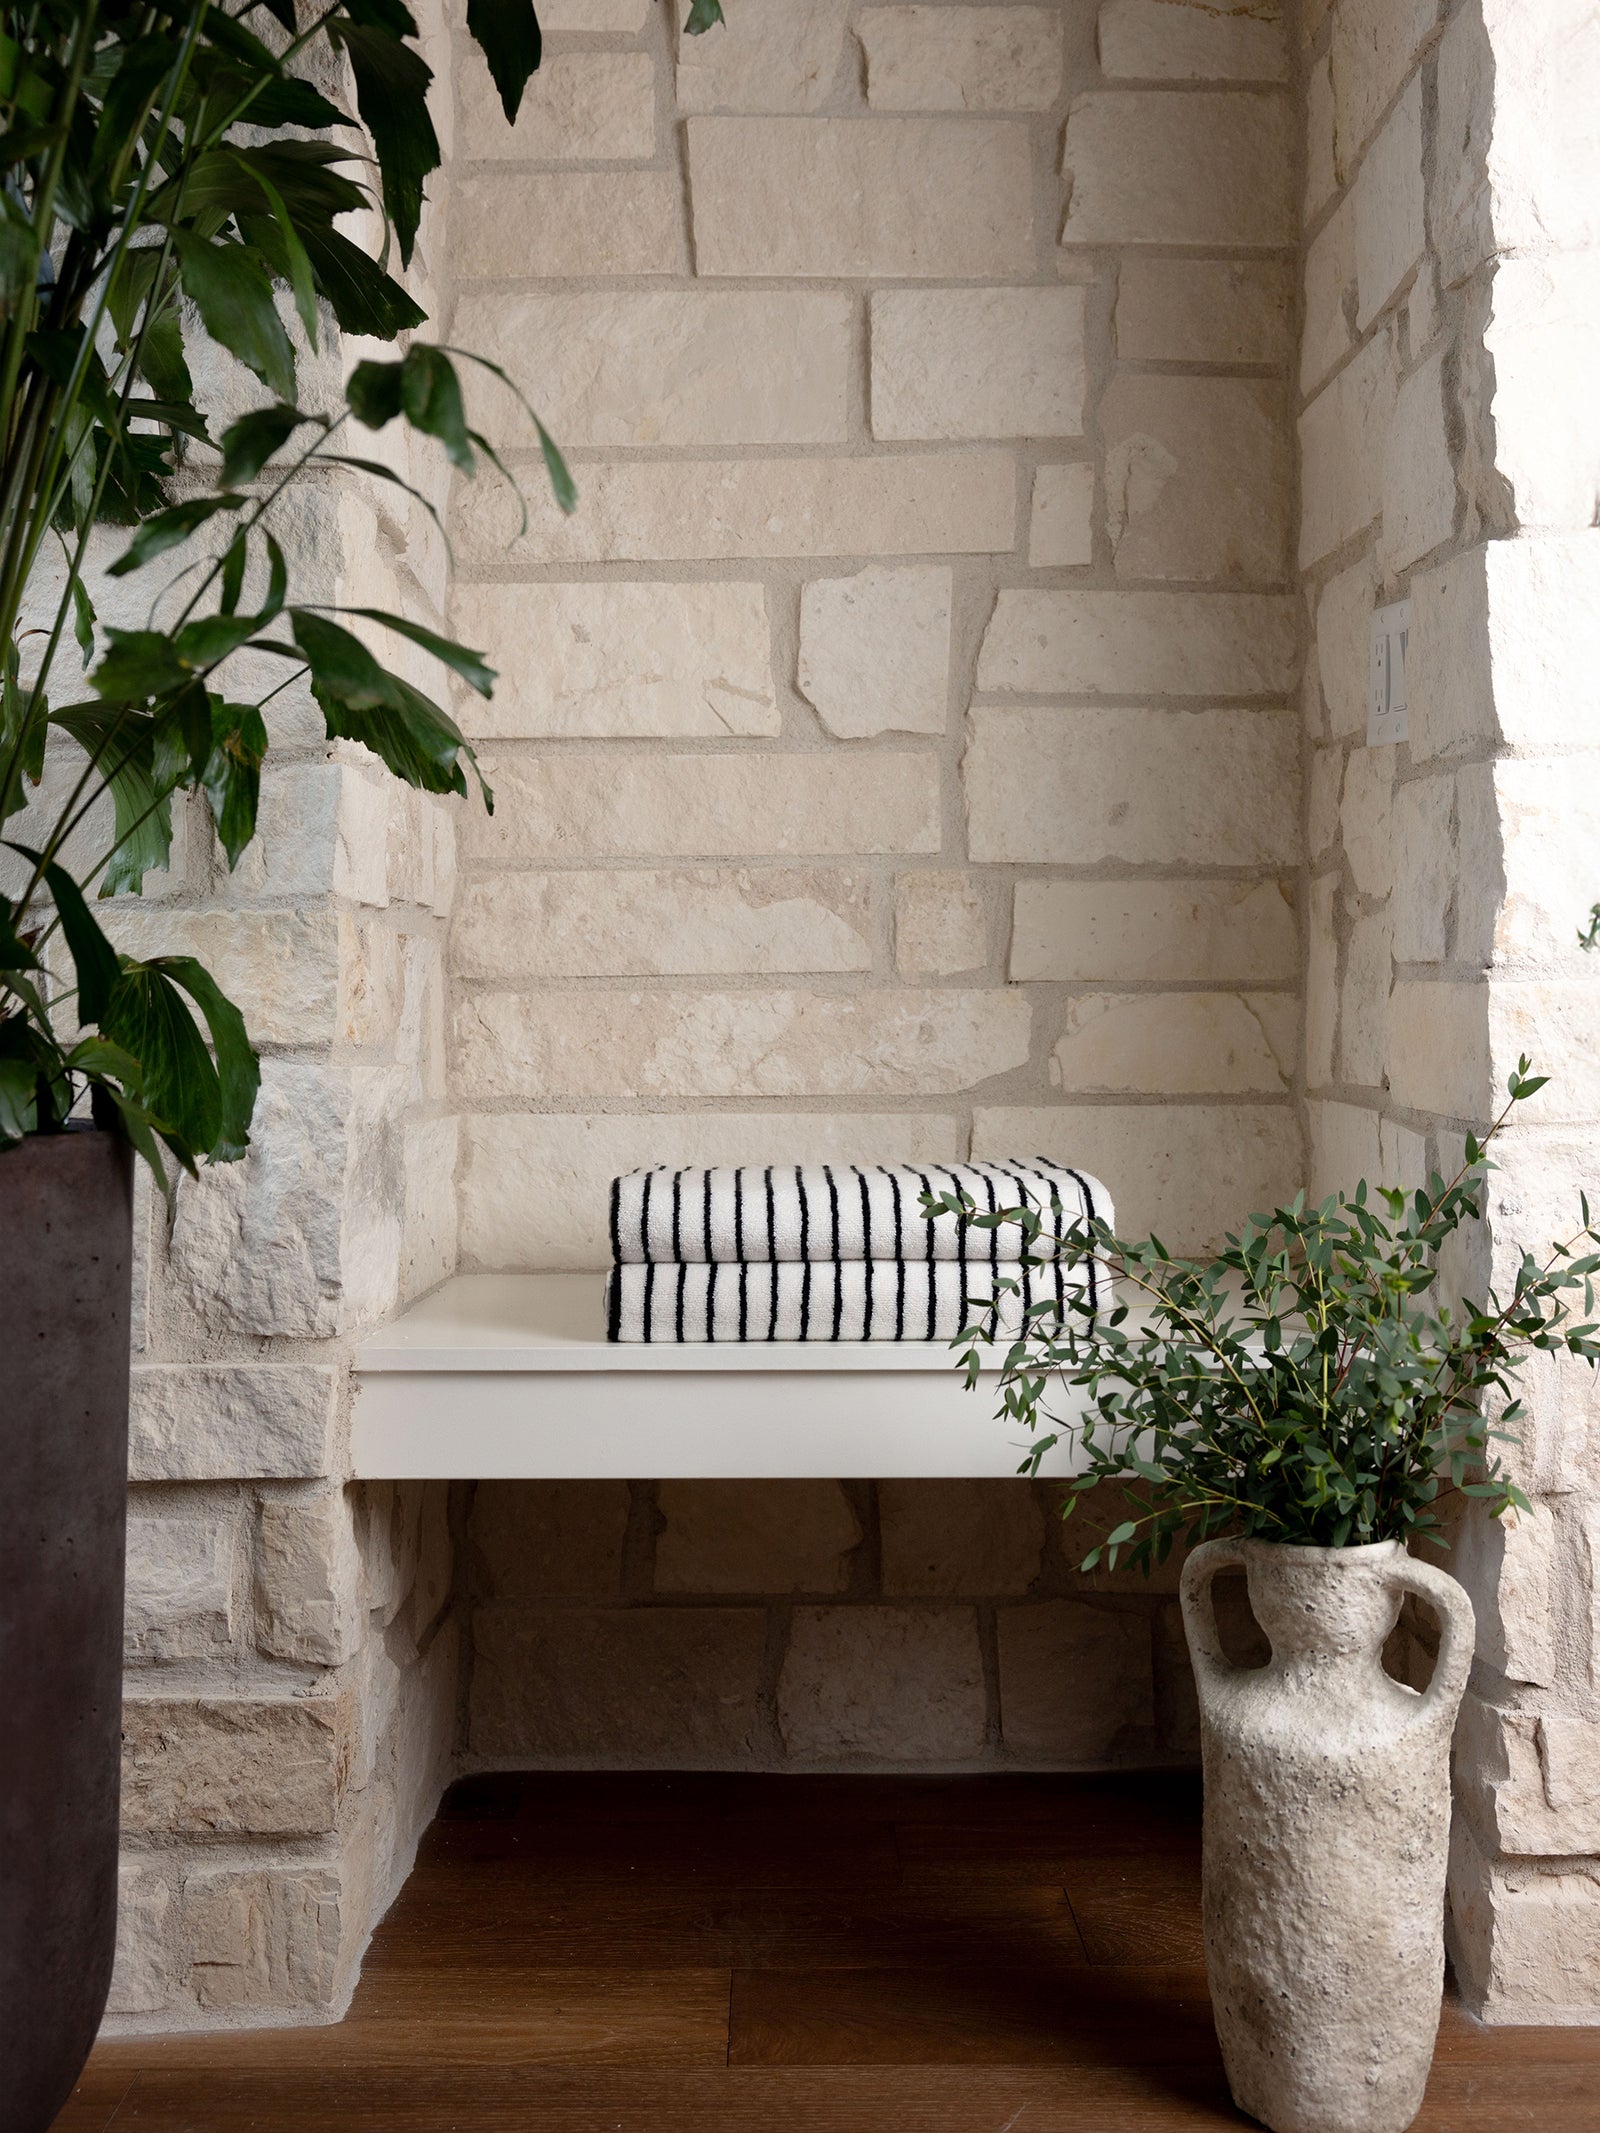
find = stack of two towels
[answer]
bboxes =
[604,1160,1112,1344]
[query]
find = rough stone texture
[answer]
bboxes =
[1315,552,1382,738]
[451,291,851,448]
[453,171,683,279]
[1298,329,1399,567]
[185,1866,343,2015]
[977,590,1297,697]
[674,0,851,112]
[453,986,1033,1102]
[859,7,1064,110]
[121,1696,349,1837]
[997,1602,1154,1760]
[1051,993,1297,1097]
[470,1606,768,1764]
[1114,258,1293,367]
[880,1482,1046,1597]
[463,752,940,863]
[1098,0,1286,81]
[102,909,337,1049]
[459,1110,961,1270]
[471,1482,632,1598]
[128,1365,338,1482]
[655,1482,863,1594]
[456,49,656,160]
[1301,193,1357,397]
[1060,93,1294,248]
[1010,880,1297,984]
[456,452,1018,564]
[455,868,872,979]
[124,1511,238,1665]
[798,565,952,737]
[1184,1541,1474,2133]
[1028,464,1095,567]
[688,117,1034,278]
[964,708,1300,867]
[778,1607,988,1762]
[894,871,990,977]
[1328,0,1441,167]
[1100,375,1290,582]
[871,288,1087,441]
[1353,76,1426,329]
[1379,348,1456,574]
[256,1493,365,1666]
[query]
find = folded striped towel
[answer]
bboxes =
[606,1255,1099,1345]
[609,1160,1108,1267]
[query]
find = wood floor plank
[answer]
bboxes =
[1063,1854,1207,1966]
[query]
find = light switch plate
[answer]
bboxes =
[1368,599,1411,746]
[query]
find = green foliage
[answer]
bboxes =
[0,0,728,1192]
[928,1065,1600,1571]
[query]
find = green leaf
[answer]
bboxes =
[70,575,95,663]
[199,702,268,869]
[339,607,495,696]
[159,957,259,1161]
[171,233,296,403]
[219,402,308,487]
[219,529,247,617]
[684,0,725,30]
[331,20,439,269]
[106,494,244,578]
[0,1052,36,1140]
[401,345,473,471]
[3,842,118,1023]
[536,418,577,515]
[347,357,406,432]
[234,153,319,352]
[51,705,176,896]
[105,955,259,1164]
[299,226,426,340]
[466,0,541,123]
[90,630,188,700]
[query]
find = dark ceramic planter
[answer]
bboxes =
[0,1127,133,2133]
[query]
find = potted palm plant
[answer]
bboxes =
[929,1063,1600,2133]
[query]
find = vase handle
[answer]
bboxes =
[1388,1554,1476,1718]
[1180,1537,1251,1678]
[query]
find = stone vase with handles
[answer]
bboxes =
[1179,1536,1476,2133]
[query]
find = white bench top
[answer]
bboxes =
[350,1272,1091,1481]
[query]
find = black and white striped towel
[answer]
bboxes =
[606,1255,1098,1345]
[609,1161,1108,1267]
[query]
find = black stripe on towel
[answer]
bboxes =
[859,1171,874,1340]
[605,1266,621,1342]
[825,1167,843,1341]
[609,1177,621,1264]
[670,1170,684,1263]
[798,1167,812,1340]
[639,1167,653,1264]
[1061,1166,1099,1316]
[765,1168,779,1340]
[888,1171,906,1339]
[674,1260,687,1344]
[738,1258,748,1342]
[734,1167,745,1265]
[703,1171,714,1265]
[642,1256,656,1345]
[706,1260,718,1341]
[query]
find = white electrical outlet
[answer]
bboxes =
[1368,599,1411,746]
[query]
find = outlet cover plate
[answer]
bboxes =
[1368,599,1411,746]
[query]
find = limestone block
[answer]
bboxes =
[121,1694,350,1835]
[451,579,776,740]
[1448,0,1600,274]
[798,565,952,736]
[1339,743,1395,898]
[451,290,850,448]
[996,1601,1154,1760]
[1392,775,1456,963]
[656,1482,863,1594]
[778,1606,987,1761]
[974,1102,1301,1251]
[456,49,656,159]
[1384,980,1488,1118]
[860,7,1063,109]
[472,1481,632,1598]
[675,0,850,111]
[689,116,1033,278]
[1455,1500,1557,1689]
[1303,51,1336,218]
[185,1865,343,2015]
[129,1364,338,1482]
[976,590,1297,698]
[402,1113,457,1307]
[1408,536,1600,761]
[1353,77,1425,329]
[256,1491,364,1666]
[1338,910,1392,1089]
[1329,0,1441,166]
[871,288,1086,442]
[880,1481,1046,1597]
[1300,193,1357,398]
[1431,4,1492,286]
[101,908,337,1048]
[1098,0,1286,81]
[462,751,940,863]
[1307,746,1343,862]
[124,1509,239,1664]
[1379,349,1456,574]
[339,912,404,1054]
[1308,1102,1428,1202]
[458,1110,961,1270]
[469,1604,768,1761]
[1100,375,1290,583]
[454,170,682,279]
[1059,92,1293,248]
[224,760,340,904]
[895,872,989,977]
[1460,1700,1600,1858]
[964,708,1300,867]
[1487,255,1600,531]
[1298,329,1399,567]
[332,766,396,910]
[1315,552,1381,738]
[455,868,872,979]
[1051,993,1296,1097]
[536,0,648,23]
[105,1864,179,2019]
[1487,756,1600,971]
[1028,464,1094,567]
[1009,880,1297,984]
[452,986,1033,1102]
[455,452,1018,565]
[1114,259,1292,368]
[1306,875,1338,1089]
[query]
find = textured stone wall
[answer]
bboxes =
[1295,0,1600,2024]
[448,0,1304,1775]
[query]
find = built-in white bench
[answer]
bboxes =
[351,1272,1094,1480]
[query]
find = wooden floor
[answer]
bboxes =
[59,1772,1599,2130]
